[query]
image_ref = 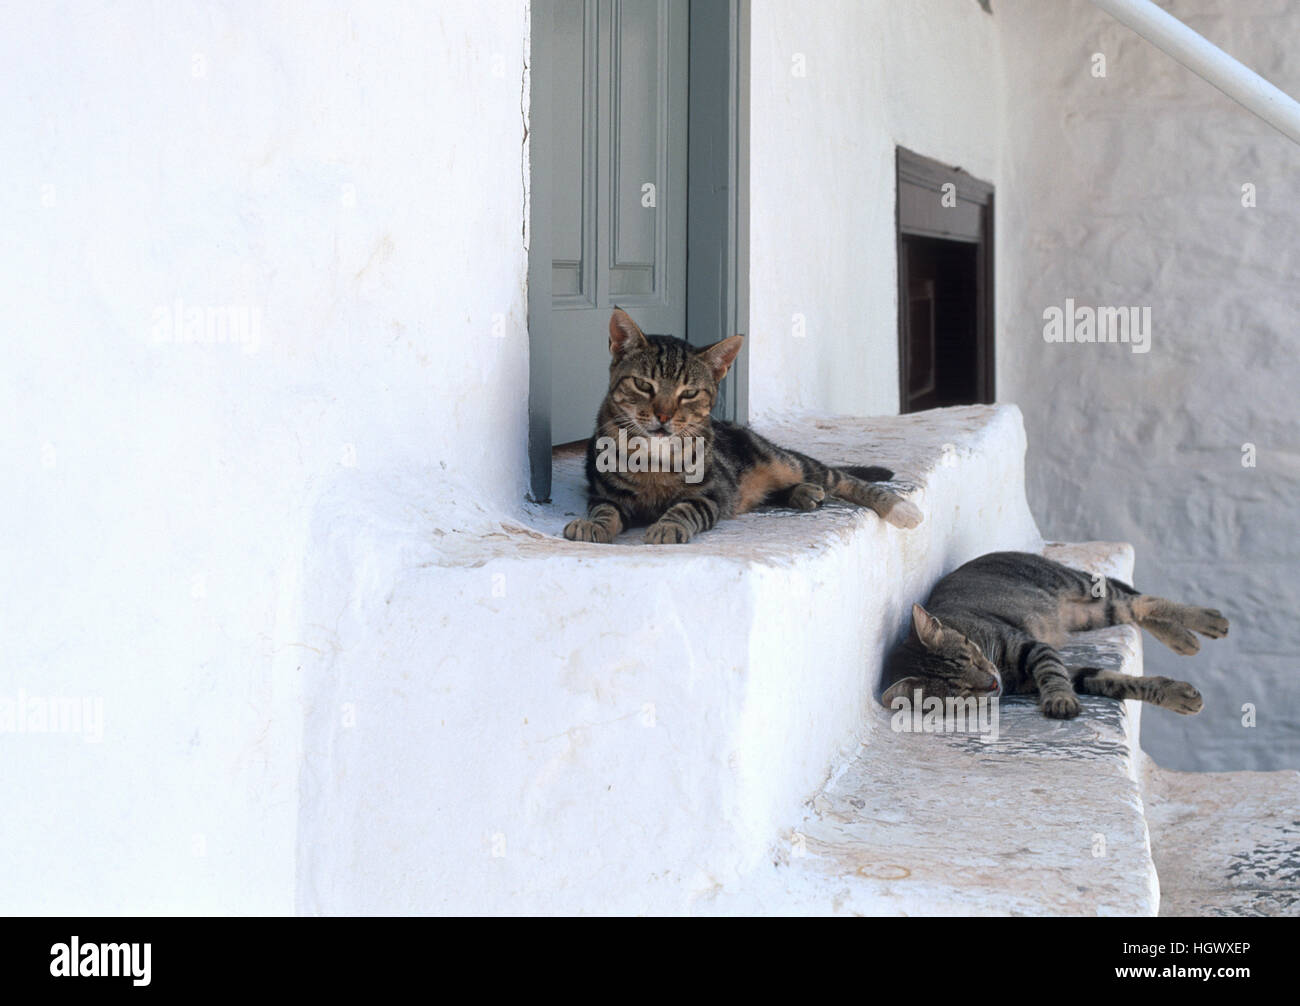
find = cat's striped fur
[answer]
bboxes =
[563,309,922,545]
[882,551,1229,719]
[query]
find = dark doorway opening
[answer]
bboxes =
[901,236,980,411]
[896,148,994,414]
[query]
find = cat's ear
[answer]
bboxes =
[882,677,925,708]
[608,308,648,357]
[911,603,945,650]
[697,335,744,383]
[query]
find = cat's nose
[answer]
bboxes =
[655,410,672,424]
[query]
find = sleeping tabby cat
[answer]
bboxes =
[563,309,922,544]
[882,551,1229,719]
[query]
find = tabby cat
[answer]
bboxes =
[881,551,1229,719]
[563,309,922,544]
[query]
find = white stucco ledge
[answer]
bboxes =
[701,540,1161,916]
[1141,757,1300,916]
[294,405,1045,914]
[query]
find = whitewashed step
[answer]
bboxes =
[1142,758,1300,916]
[702,540,1159,916]
[295,405,1042,914]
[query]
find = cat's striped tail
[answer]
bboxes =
[835,464,893,482]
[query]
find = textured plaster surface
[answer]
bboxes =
[296,406,1042,914]
[756,693,1154,916]
[0,1,530,914]
[747,0,1003,420]
[7,0,1294,917]
[1143,757,1300,916]
[701,541,1160,915]
[997,0,1300,771]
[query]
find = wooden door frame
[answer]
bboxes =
[526,0,750,502]
[895,147,995,412]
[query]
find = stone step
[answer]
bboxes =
[702,540,1160,915]
[1141,757,1300,917]
[295,404,1044,914]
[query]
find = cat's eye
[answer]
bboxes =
[630,378,654,395]
[680,389,700,400]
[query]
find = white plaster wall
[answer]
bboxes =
[996,0,1300,770]
[0,1,530,912]
[8,0,1286,919]
[746,0,1004,420]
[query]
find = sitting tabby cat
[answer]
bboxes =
[563,309,922,545]
[882,551,1229,719]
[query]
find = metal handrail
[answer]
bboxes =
[1089,0,1300,145]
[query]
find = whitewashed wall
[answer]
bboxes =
[747,0,1003,420]
[0,1,530,912]
[5,0,1292,918]
[997,0,1300,770]
[747,0,1298,771]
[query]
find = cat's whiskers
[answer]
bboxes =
[602,413,646,439]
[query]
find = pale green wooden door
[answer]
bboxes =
[548,0,689,444]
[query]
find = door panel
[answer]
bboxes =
[550,0,688,445]
[608,1,665,296]
[550,0,595,304]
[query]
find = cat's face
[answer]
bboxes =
[883,604,1002,705]
[603,309,742,438]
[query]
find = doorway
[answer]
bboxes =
[896,148,994,414]
[527,0,749,501]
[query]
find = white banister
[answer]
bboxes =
[1088,0,1300,146]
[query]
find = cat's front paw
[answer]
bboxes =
[881,498,923,529]
[564,518,613,543]
[788,483,825,511]
[1040,691,1081,719]
[644,522,691,545]
[1156,678,1204,715]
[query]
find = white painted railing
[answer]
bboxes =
[1088,0,1300,145]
